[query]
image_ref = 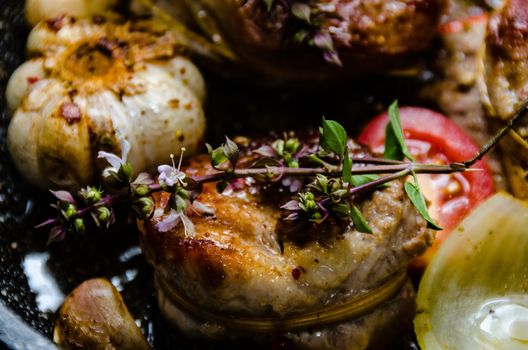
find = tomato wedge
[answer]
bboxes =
[358,107,494,268]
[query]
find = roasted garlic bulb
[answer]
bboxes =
[6,15,205,189]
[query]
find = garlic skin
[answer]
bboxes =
[25,0,117,27]
[7,15,206,190]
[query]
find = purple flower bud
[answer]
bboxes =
[323,50,342,67]
[282,176,304,193]
[47,226,66,244]
[254,145,277,158]
[132,172,154,186]
[284,212,300,221]
[281,200,300,211]
[50,190,76,204]
[314,32,334,52]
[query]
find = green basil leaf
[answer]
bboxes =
[314,174,329,194]
[216,180,229,194]
[384,101,415,162]
[332,203,351,219]
[404,176,443,231]
[264,0,274,11]
[351,205,373,234]
[320,117,347,157]
[223,136,239,167]
[342,151,352,184]
[384,122,404,161]
[291,2,311,23]
[206,143,228,168]
[350,174,379,187]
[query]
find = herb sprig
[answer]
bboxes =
[37,100,524,243]
[265,1,342,65]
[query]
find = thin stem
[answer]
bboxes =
[192,163,463,184]
[461,98,528,167]
[350,157,405,165]
[38,194,125,229]
[349,169,412,195]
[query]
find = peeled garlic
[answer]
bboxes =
[415,193,528,350]
[7,15,205,189]
[54,278,150,350]
[25,0,117,27]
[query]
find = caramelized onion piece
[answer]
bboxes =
[54,278,150,350]
[415,193,528,349]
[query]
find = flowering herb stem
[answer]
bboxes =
[37,99,528,243]
[460,98,528,168]
[192,162,466,184]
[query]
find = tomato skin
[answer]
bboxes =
[437,14,488,35]
[359,107,495,267]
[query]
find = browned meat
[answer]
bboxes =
[138,139,434,348]
[420,2,507,190]
[177,0,444,80]
[480,0,528,119]
[477,0,528,198]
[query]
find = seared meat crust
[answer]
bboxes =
[182,0,444,79]
[477,0,528,197]
[481,0,528,119]
[219,0,441,54]
[138,139,433,348]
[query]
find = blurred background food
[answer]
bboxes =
[478,0,528,199]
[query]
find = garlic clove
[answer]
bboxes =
[8,79,68,188]
[5,58,45,115]
[7,109,43,188]
[27,16,107,57]
[25,0,117,27]
[37,98,93,188]
[7,78,93,189]
[159,56,206,102]
[117,62,205,172]
[54,278,150,350]
[415,192,528,350]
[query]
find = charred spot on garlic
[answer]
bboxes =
[7,15,206,190]
[59,102,82,124]
[46,14,67,32]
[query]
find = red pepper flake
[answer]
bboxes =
[60,102,81,125]
[26,76,39,85]
[46,15,66,32]
[291,266,304,280]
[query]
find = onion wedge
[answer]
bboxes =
[415,192,528,349]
